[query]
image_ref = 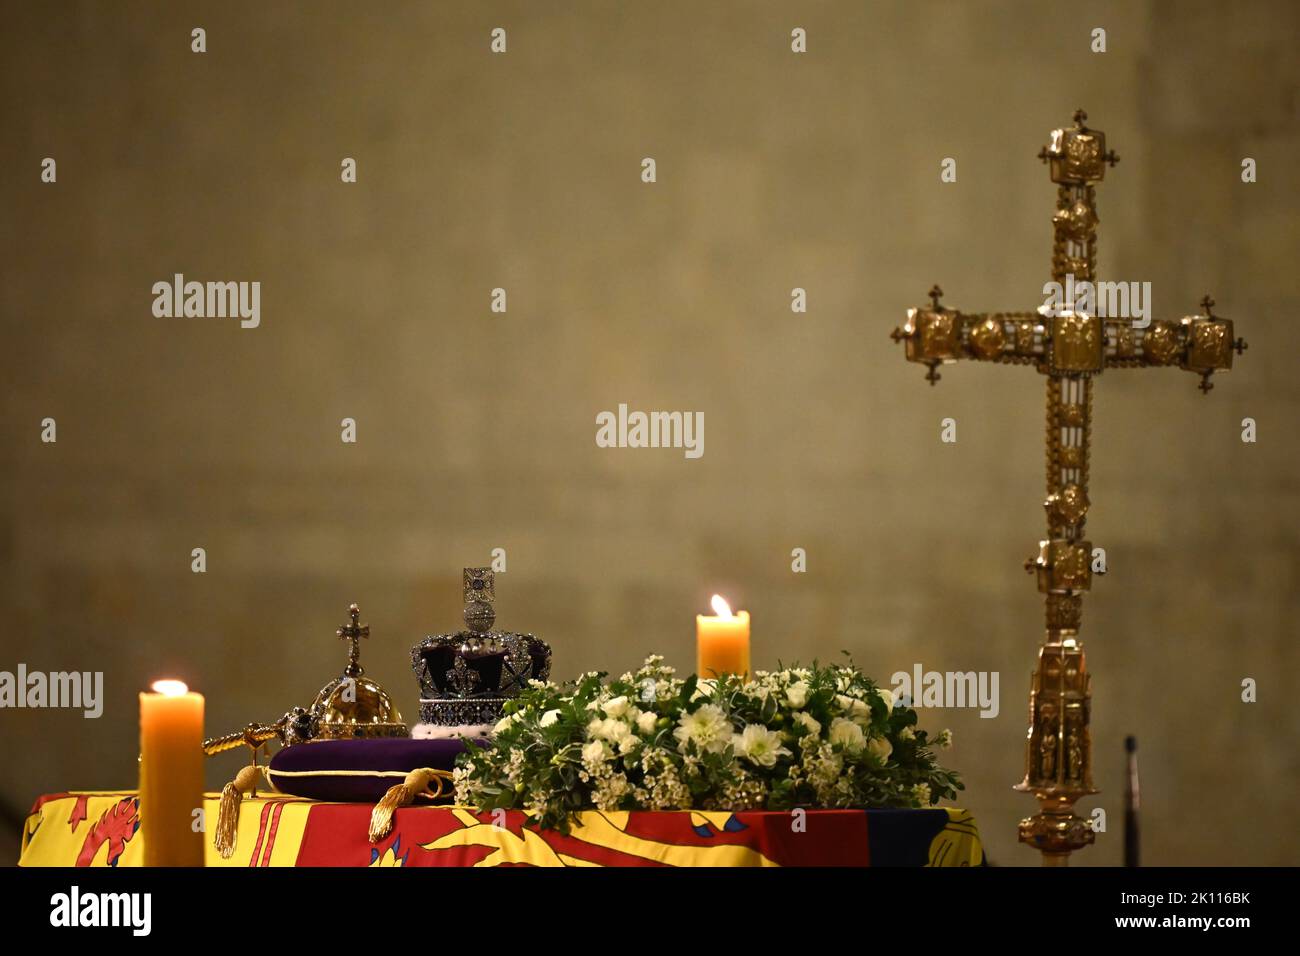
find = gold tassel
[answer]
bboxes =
[369,768,449,843]
[214,764,260,859]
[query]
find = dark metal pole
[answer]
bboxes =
[1124,735,1140,867]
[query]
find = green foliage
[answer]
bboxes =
[452,656,962,834]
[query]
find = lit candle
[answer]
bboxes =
[139,680,205,867]
[696,594,750,679]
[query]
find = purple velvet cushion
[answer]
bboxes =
[267,737,481,803]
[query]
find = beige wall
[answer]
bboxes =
[2,0,1297,865]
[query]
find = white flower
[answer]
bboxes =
[867,736,893,765]
[492,713,518,734]
[877,687,896,711]
[734,724,791,768]
[636,711,658,735]
[588,718,631,743]
[937,728,953,749]
[785,681,809,709]
[794,711,821,737]
[582,740,609,764]
[602,695,630,718]
[828,717,866,754]
[836,694,873,724]
[900,726,915,741]
[690,678,717,702]
[539,709,561,728]
[673,703,734,754]
[913,782,932,805]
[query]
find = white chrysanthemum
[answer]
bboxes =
[828,717,866,754]
[673,703,734,753]
[734,724,792,768]
[636,710,658,735]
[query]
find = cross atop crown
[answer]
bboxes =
[463,567,497,634]
[462,567,496,604]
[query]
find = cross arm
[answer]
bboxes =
[1101,297,1247,393]
[891,287,1247,391]
[889,286,1043,384]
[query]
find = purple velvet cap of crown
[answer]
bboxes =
[267,736,485,803]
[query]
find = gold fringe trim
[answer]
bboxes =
[213,764,261,859]
[368,768,454,844]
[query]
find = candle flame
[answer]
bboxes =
[150,679,189,696]
[710,594,733,618]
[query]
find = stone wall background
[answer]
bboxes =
[2,0,1297,865]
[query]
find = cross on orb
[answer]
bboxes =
[336,603,370,678]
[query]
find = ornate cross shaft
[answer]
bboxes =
[890,110,1246,865]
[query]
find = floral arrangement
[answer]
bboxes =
[454,655,962,832]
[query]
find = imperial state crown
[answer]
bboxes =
[410,568,551,733]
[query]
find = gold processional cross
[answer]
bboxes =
[890,110,1247,865]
